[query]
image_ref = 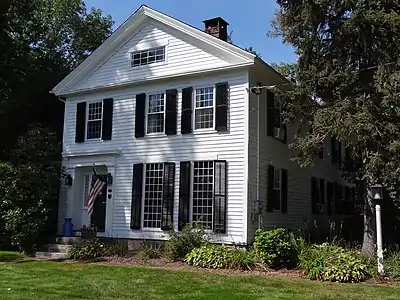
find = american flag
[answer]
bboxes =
[87,167,107,216]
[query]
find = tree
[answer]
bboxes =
[227,30,262,58]
[0,0,113,159]
[271,62,298,79]
[272,1,400,257]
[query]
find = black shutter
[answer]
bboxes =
[338,141,342,166]
[267,164,275,212]
[178,161,191,230]
[130,164,143,229]
[75,102,86,143]
[331,137,336,164]
[335,182,343,214]
[215,82,228,132]
[327,182,333,215]
[266,91,275,136]
[161,163,175,230]
[213,160,227,233]
[283,123,287,144]
[311,177,317,214]
[345,186,351,215]
[181,87,193,134]
[281,169,288,213]
[102,98,113,140]
[135,93,146,138]
[320,179,325,213]
[165,89,178,135]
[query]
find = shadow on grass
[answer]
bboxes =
[0,251,24,262]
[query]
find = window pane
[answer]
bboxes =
[195,107,213,129]
[195,87,213,108]
[193,161,213,229]
[147,114,164,133]
[143,163,164,228]
[87,120,102,139]
[148,94,164,113]
[273,189,281,210]
[131,47,165,67]
[274,169,280,189]
[88,102,102,121]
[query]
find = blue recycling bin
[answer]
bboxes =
[63,218,73,237]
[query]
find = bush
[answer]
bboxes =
[103,243,127,257]
[139,242,163,259]
[385,248,400,280]
[68,238,105,260]
[253,228,297,269]
[298,243,369,283]
[185,244,254,270]
[164,223,207,261]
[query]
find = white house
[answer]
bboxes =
[52,5,354,245]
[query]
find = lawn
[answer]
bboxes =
[0,251,23,262]
[0,260,399,300]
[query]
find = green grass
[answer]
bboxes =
[0,261,399,300]
[0,251,23,262]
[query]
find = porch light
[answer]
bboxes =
[64,174,73,186]
[107,173,113,185]
[371,184,383,202]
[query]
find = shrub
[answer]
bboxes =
[68,238,105,260]
[164,223,207,261]
[253,228,297,269]
[298,243,369,283]
[185,244,254,270]
[385,248,400,280]
[103,243,127,257]
[139,242,163,259]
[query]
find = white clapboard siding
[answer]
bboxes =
[247,69,348,242]
[62,70,248,244]
[77,19,231,91]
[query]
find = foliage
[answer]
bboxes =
[164,223,207,261]
[185,244,254,270]
[80,225,97,240]
[139,242,163,259]
[253,228,297,269]
[298,243,369,283]
[68,238,105,260]
[0,0,113,159]
[272,0,400,255]
[271,62,298,79]
[68,238,126,260]
[385,248,400,280]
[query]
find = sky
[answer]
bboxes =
[84,0,297,65]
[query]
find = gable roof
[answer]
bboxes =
[52,5,255,96]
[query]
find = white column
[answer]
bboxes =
[66,168,76,219]
[376,203,384,275]
[105,166,116,235]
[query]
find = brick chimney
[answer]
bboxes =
[203,17,229,42]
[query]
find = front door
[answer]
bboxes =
[82,173,107,233]
[91,183,107,232]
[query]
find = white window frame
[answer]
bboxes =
[193,86,216,132]
[130,46,166,68]
[141,163,164,229]
[85,101,103,141]
[190,161,214,230]
[273,168,282,211]
[145,92,166,135]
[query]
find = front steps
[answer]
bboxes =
[35,237,82,259]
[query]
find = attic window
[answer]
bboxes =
[131,46,165,67]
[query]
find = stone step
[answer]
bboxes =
[35,251,68,260]
[55,236,83,245]
[47,244,72,253]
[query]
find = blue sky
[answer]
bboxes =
[84,0,297,65]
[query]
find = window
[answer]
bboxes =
[87,102,103,140]
[273,169,281,210]
[273,97,284,139]
[194,87,214,130]
[147,93,165,134]
[192,161,214,229]
[143,163,164,228]
[83,174,91,207]
[131,47,165,67]
[311,178,325,213]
